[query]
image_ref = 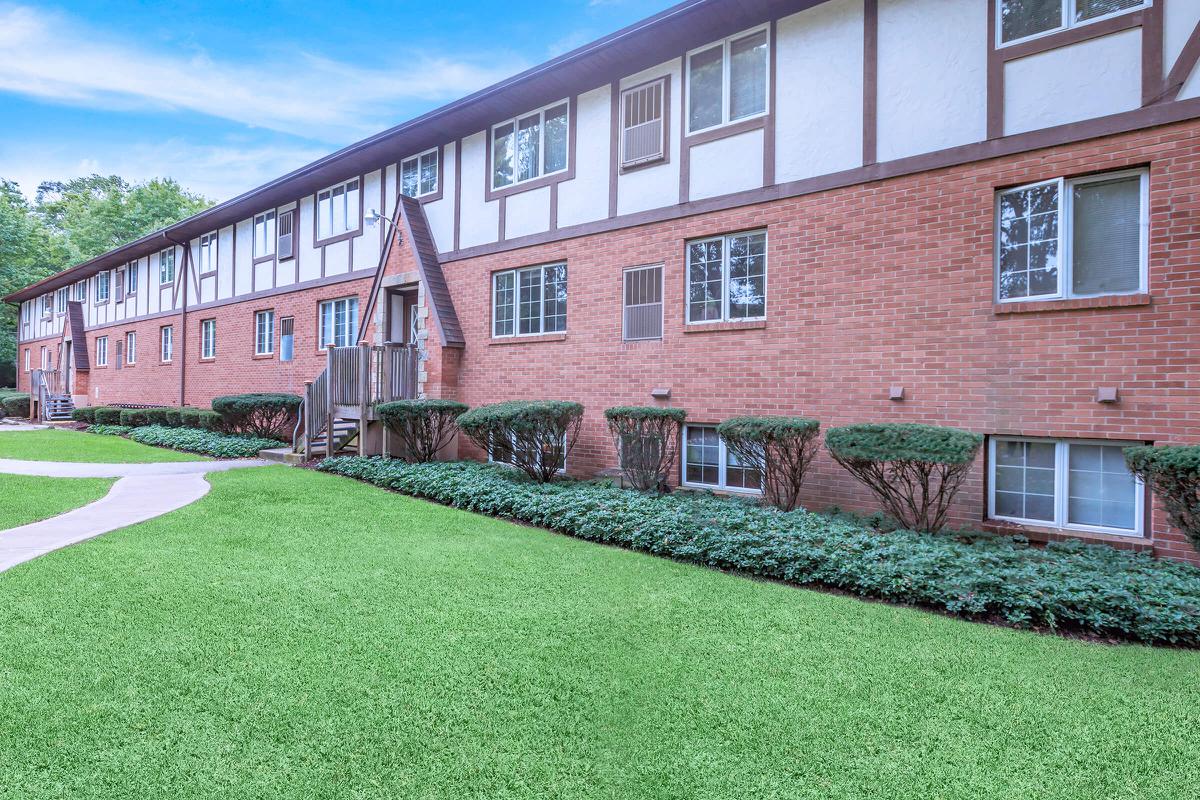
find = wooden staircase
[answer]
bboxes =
[43,394,75,422]
[306,418,360,457]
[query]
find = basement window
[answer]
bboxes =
[681,425,762,493]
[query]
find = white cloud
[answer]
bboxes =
[0,3,528,142]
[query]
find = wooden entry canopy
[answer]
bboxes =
[65,301,90,371]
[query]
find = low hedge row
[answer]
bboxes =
[88,424,133,436]
[127,425,284,458]
[1,394,30,419]
[316,457,1200,646]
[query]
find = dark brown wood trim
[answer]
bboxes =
[1157,19,1200,104]
[862,0,878,165]
[682,115,766,148]
[1141,0,1165,106]
[763,19,777,185]
[608,79,621,217]
[453,139,463,252]
[549,183,559,231]
[483,97,578,202]
[998,9,1145,62]
[498,195,507,241]
[986,0,1004,139]
[442,96,1200,263]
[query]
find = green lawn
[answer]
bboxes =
[0,473,114,529]
[0,466,1196,799]
[0,428,206,463]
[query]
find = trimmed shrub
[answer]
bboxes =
[827,423,983,533]
[93,407,123,425]
[128,425,284,458]
[316,458,1200,646]
[1126,446,1200,549]
[164,409,182,427]
[72,406,101,423]
[141,408,172,427]
[377,399,468,463]
[604,406,686,492]
[457,400,583,483]
[212,393,301,439]
[1,394,30,419]
[88,424,133,436]
[717,416,820,511]
[180,408,222,431]
[119,408,151,427]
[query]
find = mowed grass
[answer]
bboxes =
[0,428,206,463]
[0,466,1196,800]
[0,474,114,529]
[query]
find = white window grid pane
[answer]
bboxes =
[401,158,419,197]
[491,101,570,191]
[542,265,567,333]
[493,272,516,336]
[727,232,767,319]
[687,239,724,322]
[518,267,543,335]
[687,26,770,134]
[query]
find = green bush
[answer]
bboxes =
[93,407,123,425]
[119,408,151,427]
[826,423,984,533]
[180,408,222,431]
[2,394,31,419]
[212,393,301,439]
[1126,446,1200,550]
[88,424,133,436]
[377,399,468,463]
[457,400,583,483]
[717,416,820,511]
[316,457,1200,646]
[141,408,172,427]
[604,406,686,492]
[127,425,284,458]
[72,407,100,423]
[164,409,182,427]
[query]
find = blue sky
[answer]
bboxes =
[0,0,678,202]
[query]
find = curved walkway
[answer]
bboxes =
[0,458,270,572]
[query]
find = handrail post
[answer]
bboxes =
[359,344,372,455]
[326,349,335,458]
[301,380,313,460]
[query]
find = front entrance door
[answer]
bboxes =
[61,342,73,395]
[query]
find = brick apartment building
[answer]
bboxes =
[7,0,1200,561]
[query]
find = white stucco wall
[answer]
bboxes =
[1004,29,1142,136]
[876,0,986,162]
[689,128,765,201]
[1166,0,1200,75]
[557,85,611,229]
[458,132,500,249]
[505,185,551,240]
[423,143,455,252]
[775,0,864,183]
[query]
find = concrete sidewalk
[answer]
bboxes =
[0,458,270,572]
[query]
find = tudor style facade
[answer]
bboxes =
[7,0,1200,561]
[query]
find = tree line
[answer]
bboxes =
[0,175,210,386]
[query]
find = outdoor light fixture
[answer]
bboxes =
[366,209,402,245]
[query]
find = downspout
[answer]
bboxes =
[164,232,190,407]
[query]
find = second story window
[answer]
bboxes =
[72,281,86,302]
[492,264,567,337]
[125,262,138,295]
[491,101,570,190]
[254,211,276,258]
[278,210,295,260]
[996,169,1147,303]
[159,248,175,285]
[95,271,110,303]
[199,233,217,274]
[55,288,67,314]
[687,26,769,134]
[317,179,360,241]
[999,0,1146,46]
[402,149,439,198]
[621,79,666,168]
[687,231,767,323]
[41,294,51,317]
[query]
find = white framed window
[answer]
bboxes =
[125,262,138,295]
[277,210,295,260]
[488,431,568,474]
[255,310,275,355]
[72,281,86,302]
[686,230,767,323]
[998,0,1147,47]
[24,348,30,373]
[54,288,67,314]
[95,336,108,367]
[316,179,361,241]
[996,169,1148,303]
[401,148,440,198]
[682,425,762,493]
[125,332,136,365]
[199,233,217,274]
[200,319,216,359]
[989,437,1145,537]
[621,79,666,167]
[319,297,359,349]
[279,316,295,362]
[623,264,664,341]
[491,100,570,190]
[95,271,110,303]
[686,25,770,134]
[159,248,176,285]
[41,294,52,317]
[161,325,173,363]
[492,263,567,337]
[254,211,276,258]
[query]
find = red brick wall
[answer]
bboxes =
[439,119,1200,562]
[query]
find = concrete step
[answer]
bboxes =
[258,448,304,465]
